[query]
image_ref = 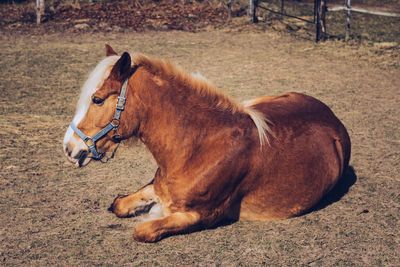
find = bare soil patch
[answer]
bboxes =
[0,31,399,265]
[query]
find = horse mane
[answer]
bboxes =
[132,53,243,112]
[132,53,272,146]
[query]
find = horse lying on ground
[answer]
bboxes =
[63,45,351,242]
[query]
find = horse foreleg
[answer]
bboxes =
[133,211,200,242]
[108,182,158,218]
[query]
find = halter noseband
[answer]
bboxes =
[70,79,129,160]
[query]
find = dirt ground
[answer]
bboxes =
[0,30,399,266]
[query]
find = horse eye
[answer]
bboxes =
[92,96,104,105]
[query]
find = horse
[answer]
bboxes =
[63,44,351,242]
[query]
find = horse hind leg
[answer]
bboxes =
[108,182,158,218]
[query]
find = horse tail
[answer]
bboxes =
[336,126,352,177]
[332,125,351,193]
[334,138,345,179]
[242,103,273,147]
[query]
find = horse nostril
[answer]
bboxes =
[76,150,87,160]
[64,144,73,157]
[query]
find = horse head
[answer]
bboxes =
[63,45,139,167]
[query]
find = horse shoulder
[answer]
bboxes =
[153,125,255,218]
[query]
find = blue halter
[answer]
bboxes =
[70,79,129,160]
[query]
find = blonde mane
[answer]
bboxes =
[132,53,272,146]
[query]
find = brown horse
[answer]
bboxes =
[63,45,351,242]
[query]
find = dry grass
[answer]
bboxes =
[0,31,399,265]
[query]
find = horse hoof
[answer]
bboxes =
[108,194,128,215]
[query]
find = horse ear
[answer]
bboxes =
[110,52,132,81]
[105,44,117,56]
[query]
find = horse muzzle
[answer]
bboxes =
[63,141,93,167]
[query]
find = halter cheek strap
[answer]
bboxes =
[70,79,129,160]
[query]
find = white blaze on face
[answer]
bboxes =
[63,55,119,166]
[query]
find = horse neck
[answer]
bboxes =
[131,67,244,170]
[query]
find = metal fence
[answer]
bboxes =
[249,0,400,42]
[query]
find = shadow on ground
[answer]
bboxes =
[310,165,357,213]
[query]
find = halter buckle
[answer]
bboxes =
[111,119,120,127]
[116,96,126,110]
[84,137,95,147]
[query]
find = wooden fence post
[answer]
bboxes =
[316,0,322,41]
[315,0,327,42]
[345,0,351,40]
[36,0,45,25]
[249,0,259,23]
[322,0,327,38]
[227,0,232,20]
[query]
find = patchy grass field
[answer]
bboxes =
[0,31,399,265]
